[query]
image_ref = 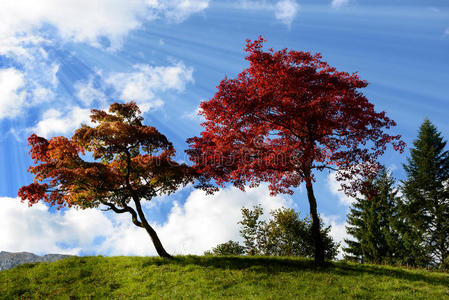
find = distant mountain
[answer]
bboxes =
[0,251,72,271]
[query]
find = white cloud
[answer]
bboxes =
[0,68,27,119]
[33,106,92,138]
[445,28,449,36]
[275,0,300,26]
[0,40,58,120]
[75,77,107,107]
[105,62,194,112]
[0,197,114,255]
[0,36,50,61]
[0,1,205,121]
[163,0,209,23]
[237,0,299,26]
[321,214,348,259]
[0,184,293,256]
[154,184,293,255]
[327,172,355,206]
[0,0,209,50]
[107,63,194,96]
[331,0,350,9]
[2,184,351,258]
[32,61,194,137]
[99,184,294,256]
[182,105,204,121]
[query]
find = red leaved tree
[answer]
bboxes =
[18,102,195,258]
[187,37,405,265]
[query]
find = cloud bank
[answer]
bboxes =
[0,68,27,119]
[32,106,93,138]
[0,0,205,125]
[0,184,293,256]
[105,62,194,113]
[1,180,353,257]
[0,0,209,49]
[31,61,194,138]
[0,197,113,255]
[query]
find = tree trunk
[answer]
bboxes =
[305,178,325,266]
[133,196,173,258]
[142,222,173,258]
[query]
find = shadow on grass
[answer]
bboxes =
[6,255,447,289]
[332,262,449,287]
[143,255,449,287]
[171,255,317,271]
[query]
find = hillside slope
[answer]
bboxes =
[1,256,448,299]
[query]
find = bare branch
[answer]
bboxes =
[101,200,143,228]
[312,164,338,172]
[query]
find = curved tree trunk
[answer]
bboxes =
[132,196,173,259]
[142,221,172,258]
[305,178,325,266]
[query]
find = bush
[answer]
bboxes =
[204,240,245,256]
[440,256,449,271]
[206,206,340,260]
[240,206,339,260]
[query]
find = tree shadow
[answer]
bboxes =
[176,255,316,270]
[144,255,449,287]
[332,261,449,287]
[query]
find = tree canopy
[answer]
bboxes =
[344,167,403,264]
[401,119,449,267]
[18,102,196,258]
[205,205,339,260]
[187,37,404,265]
[239,206,339,259]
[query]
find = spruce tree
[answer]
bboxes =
[401,119,449,267]
[344,168,403,264]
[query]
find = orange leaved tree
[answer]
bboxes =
[18,102,195,258]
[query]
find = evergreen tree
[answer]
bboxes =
[401,119,449,267]
[344,168,403,264]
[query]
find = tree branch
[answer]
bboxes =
[312,164,338,172]
[100,200,143,228]
[101,201,128,214]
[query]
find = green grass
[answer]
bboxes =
[1,256,448,299]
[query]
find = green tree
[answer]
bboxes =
[204,240,245,256]
[401,119,449,267]
[239,205,266,255]
[240,206,339,259]
[344,168,403,264]
[263,207,311,257]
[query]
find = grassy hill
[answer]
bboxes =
[1,255,448,299]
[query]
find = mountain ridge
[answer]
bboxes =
[0,251,72,271]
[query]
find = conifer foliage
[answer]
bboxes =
[344,168,403,264]
[401,119,449,267]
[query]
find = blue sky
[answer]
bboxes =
[0,0,448,256]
